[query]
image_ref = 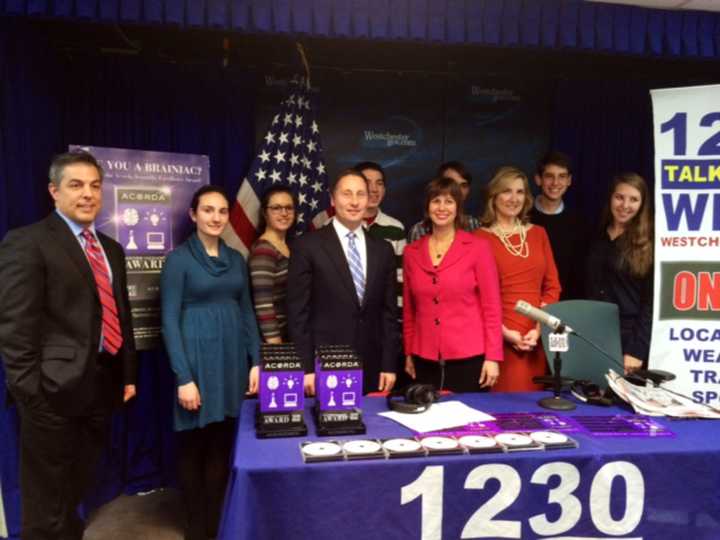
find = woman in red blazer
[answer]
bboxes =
[403,176,503,392]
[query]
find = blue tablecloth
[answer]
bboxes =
[219,392,720,540]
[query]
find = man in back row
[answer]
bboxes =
[529,151,587,300]
[355,161,406,313]
[407,161,481,243]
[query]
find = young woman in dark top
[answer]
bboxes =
[586,173,653,374]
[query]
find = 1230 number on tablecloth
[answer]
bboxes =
[401,462,644,540]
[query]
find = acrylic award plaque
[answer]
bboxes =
[313,345,366,436]
[114,186,173,256]
[255,343,307,438]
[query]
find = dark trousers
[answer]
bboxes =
[176,419,236,540]
[15,397,112,540]
[413,355,489,393]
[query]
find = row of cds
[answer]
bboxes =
[300,431,578,462]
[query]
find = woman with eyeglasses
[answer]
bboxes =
[249,187,297,343]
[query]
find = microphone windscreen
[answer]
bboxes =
[514,300,532,315]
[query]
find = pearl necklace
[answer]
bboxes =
[492,220,529,258]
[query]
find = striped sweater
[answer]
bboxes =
[248,239,289,341]
[365,209,406,310]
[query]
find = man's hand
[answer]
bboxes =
[378,372,397,393]
[623,354,643,375]
[304,373,316,396]
[123,384,136,403]
[178,381,201,411]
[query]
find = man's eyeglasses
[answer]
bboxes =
[267,205,295,214]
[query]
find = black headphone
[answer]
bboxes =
[570,380,613,406]
[387,384,438,414]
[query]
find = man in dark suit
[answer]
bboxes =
[288,169,399,395]
[0,150,137,540]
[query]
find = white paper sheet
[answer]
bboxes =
[378,400,495,433]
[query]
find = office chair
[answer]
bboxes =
[540,300,623,389]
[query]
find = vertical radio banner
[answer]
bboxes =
[70,145,210,350]
[650,84,720,406]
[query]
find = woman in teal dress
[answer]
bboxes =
[161,185,260,540]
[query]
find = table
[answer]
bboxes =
[219,392,720,540]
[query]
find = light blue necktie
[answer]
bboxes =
[347,232,365,303]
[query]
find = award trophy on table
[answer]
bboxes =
[314,345,366,435]
[255,343,308,438]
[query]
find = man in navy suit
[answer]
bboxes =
[0,150,137,540]
[288,169,399,395]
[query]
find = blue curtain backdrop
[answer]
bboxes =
[550,77,655,223]
[0,17,256,539]
[1,0,719,59]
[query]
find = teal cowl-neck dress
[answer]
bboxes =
[161,233,260,431]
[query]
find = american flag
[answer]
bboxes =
[224,78,330,257]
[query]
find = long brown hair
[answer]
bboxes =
[601,172,653,278]
[479,166,533,227]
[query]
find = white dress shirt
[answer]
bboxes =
[332,218,367,279]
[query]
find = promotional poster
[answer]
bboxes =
[71,145,210,350]
[649,84,720,406]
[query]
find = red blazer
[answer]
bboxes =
[403,229,503,363]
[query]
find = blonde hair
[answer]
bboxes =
[480,166,533,226]
[601,172,653,278]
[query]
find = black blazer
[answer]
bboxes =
[0,212,137,415]
[287,223,399,393]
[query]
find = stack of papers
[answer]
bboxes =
[379,401,495,432]
[606,369,720,419]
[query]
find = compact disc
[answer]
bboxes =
[301,442,342,457]
[495,433,533,447]
[530,431,569,444]
[342,440,382,455]
[458,435,498,449]
[421,436,459,450]
[383,438,422,453]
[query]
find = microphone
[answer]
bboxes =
[514,300,574,334]
[514,300,677,386]
[512,301,720,414]
[515,300,720,412]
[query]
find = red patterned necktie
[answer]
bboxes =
[81,230,123,355]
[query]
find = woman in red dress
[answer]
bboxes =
[475,166,561,392]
